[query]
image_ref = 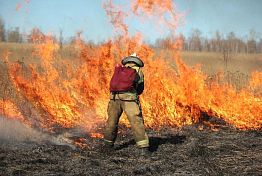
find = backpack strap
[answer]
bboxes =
[112,92,118,101]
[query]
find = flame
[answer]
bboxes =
[249,71,262,94]
[16,3,23,11]
[16,0,30,12]
[90,133,104,139]
[103,0,128,36]
[74,137,88,149]
[132,0,183,30]
[0,100,25,122]
[6,34,261,130]
[1,0,261,135]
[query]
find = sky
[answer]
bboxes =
[0,0,262,42]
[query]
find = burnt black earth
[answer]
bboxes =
[0,125,261,176]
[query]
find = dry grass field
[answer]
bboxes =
[2,42,261,72]
[181,51,262,74]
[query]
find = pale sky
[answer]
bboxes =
[0,0,262,42]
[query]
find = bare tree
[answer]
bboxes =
[214,30,222,52]
[7,27,22,43]
[258,39,262,53]
[202,38,211,52]
[221,39,231,69]
[0,17,6,42]
[188,29,202,51]
[59,29,63,50]
[153,29,261,54]
[246,29,257,53]
[27,28,45,43]
[154,34,174,49]
[227,32,238,54]
[177,33,186,50]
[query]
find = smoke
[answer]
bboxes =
[0,116,76,149]
[0,116,43,142]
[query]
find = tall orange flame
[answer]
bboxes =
[1,0,261,133]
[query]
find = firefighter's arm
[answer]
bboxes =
[136,69,144,95]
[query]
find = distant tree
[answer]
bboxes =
[258,39,262,53]
[246,29,257,53]
[154,34,174,49]
[188,29,202,51]
[178,33,187,50]
[213,30,222,52]
[27,28,45,43]
[221,39,231,69]
[227,32,238,54]
[234,37,246,53]
[155,38,163,48]
[247,39,257,53]
[202,38,211,52]
[59,29,63,50]
[70,30,84,45]
[0,17,6,42]
[153,29,261,54]
[7,27,22,43]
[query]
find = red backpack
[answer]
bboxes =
[110,65,138,92]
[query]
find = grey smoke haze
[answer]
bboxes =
[0,117,45,142]
[0,116,76,148]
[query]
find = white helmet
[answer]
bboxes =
[122,53,144,67]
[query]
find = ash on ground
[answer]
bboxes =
[0,125,261,176]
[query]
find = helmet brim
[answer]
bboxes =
[121,56,144,67]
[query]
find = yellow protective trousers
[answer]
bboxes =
[104,99,149,148]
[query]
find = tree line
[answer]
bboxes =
[1,17,262,54]
[0,17,63,45]
[0,18,23,43]
[155,29,262,54]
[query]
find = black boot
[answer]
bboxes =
[140,147,151,156]
[101,141,114,153]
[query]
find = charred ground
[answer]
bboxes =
[0,125,261,176]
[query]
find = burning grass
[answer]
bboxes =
[1,40,261,175]
[0,36,262,131]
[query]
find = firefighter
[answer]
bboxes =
[103,53,150,155]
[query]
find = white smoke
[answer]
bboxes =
[0,116,76,149]
[0,117,43,142]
